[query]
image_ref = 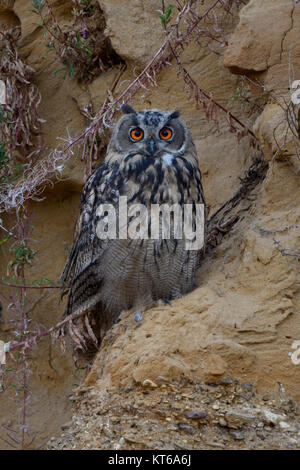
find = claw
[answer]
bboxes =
[134,311,144,326]
[161,298,171,305]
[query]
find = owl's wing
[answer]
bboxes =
[60,161,118,318]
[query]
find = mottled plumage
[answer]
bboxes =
[61,106,206,349]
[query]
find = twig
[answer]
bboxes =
[8,308,90,353]
[0,280,61,289]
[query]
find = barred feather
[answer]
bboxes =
[60,109,206,352]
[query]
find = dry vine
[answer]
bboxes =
[0,28,44,184]
[206,156,268,249]
[241,75,300,177]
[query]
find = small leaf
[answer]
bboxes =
[158,14,166,28]
[54,68,66,77]
[41,277,54,285]
[166,4,176,20]
[0,236,10,246]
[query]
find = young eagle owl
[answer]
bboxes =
[60,106,206,348]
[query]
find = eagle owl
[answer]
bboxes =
[60,106,206,350]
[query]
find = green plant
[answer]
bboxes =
[30,0,121,81]
[0,106,12,123]
[29,0,46,15]
[0,136,27,187]
[231,86,252,104]
[0,143,9,170]
[72,0,95,17]
[7,242,37,276]
[157,4,177,29]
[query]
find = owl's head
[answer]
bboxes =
[107,105,195,162]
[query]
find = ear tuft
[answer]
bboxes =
[121,104,137,115]
[168,110,180,120]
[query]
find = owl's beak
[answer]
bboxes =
[147,137,157,156]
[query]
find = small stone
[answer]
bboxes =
[279,421,290,430]
[229,430,246,440]
[225,411,257,429]
[241,383,253,392]
[262,394,271,402]
[262,410,286,425]
[212,404,220,410]
[288,437,297,444]
[184,410,207,420]
[203,399,212,405]
[142,379,158,388]
[61,424,70,431]
[237,394,251,401]
[218,417,227,427]
[177,423,196,434]
[205,381,218,387]
[111,417,120,423]
[168,425,178,432]
[156,376,169,382]
[218,377,233,386]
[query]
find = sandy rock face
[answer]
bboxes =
[0,0,300,449]
[224,0,300,94]
[224,0,294,74]
[99,0,165,67]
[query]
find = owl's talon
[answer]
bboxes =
[161,298,171,306]
[135,311,144,326]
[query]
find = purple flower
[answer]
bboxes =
[81,25,88,38]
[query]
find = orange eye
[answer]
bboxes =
[130,127,144,141]
[159,127,173,140]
